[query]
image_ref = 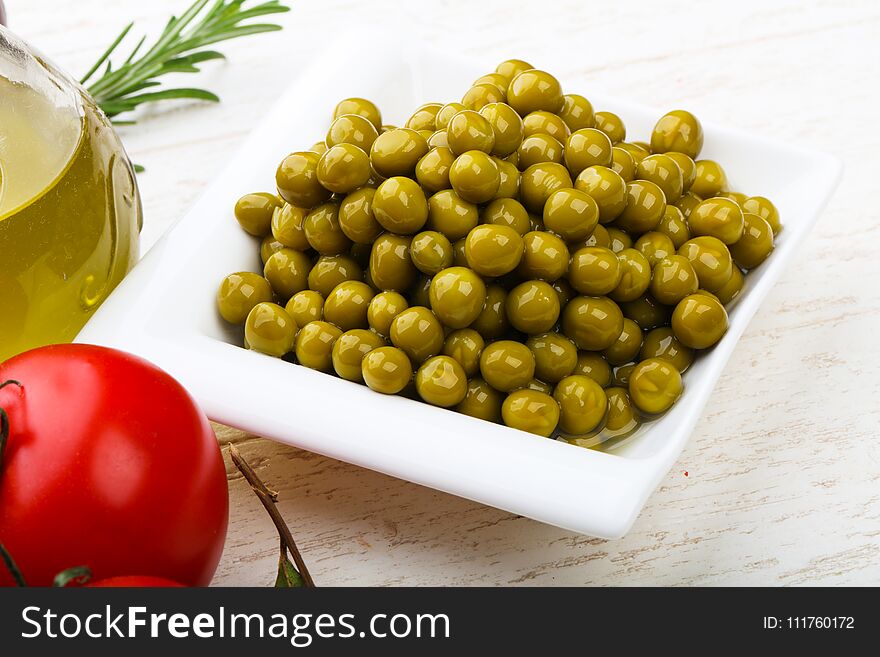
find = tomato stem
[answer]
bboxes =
[228,443,315,587]
[0,543,27,586]
[0,380,23,472]
[53,566,93,587]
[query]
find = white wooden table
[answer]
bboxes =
[9,0,879,586]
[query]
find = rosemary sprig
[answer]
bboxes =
[82,0,290,122]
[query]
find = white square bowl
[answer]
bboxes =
[77,36,842,539]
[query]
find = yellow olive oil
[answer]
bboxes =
[0,80,141,361]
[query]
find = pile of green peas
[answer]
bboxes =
[217,58,781,447]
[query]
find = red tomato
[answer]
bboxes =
[0,344,228,587]
[86,576,185,588]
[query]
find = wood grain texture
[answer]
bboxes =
[7,0,879,586]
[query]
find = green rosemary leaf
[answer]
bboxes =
[80,21,133,85]
[84,0,288,121]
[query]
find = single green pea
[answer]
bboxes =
[260,235,285,265]
[271,203,311,250]
[263,248,312,300]
[517,230,570,281]
[602,317,643,366]
[561,296,624,351]
[326,113,380,151]
[411,230,454,275]
[657,205,691,249]
[574,165,627,224]
[506,280,561,334]
[304,202,351,255]
[552,278,577,308]
[244,302,296,357]
[554,375,608,435]
[564,128,613,176]
[332,329,386,382]
[691,159,728,198]
[323,280,375,331]
[501,389,560,437]
[517,133,564,169]
[464,224,524,277]
[479,102,524,157]
[593,111,626,143]
[671,293,729,349]
[367,291,409,336]
[620,294,671,331]
[461,83,505,112]
[628,358,683,415]
[542,188,600,242]
[295,320,343,372]
[416,356,469,407]
[506,69,564,115]
[523,110,570,142]
[482,198,531,236]
[316,143,371,194]
[415,147,456,193]
[678,236,734,293]
[456,378,504,423]
[634,231,676,267]
[429,267,487,329]
[610,146,636,181]
[607,227,632,254]
[470,284,510,338]
[610,248,652,303]
[603,386,639,437]
[582,224,612,250]
[285,290,324,328]
[443,329,485,377]
[495,59,534,81]
[276,152,332,209]
[427,189,480,241]
[741,196,782,234]
[235,192,282,237]
[730,213,774,269]
[650,255,699,306]
[650,110,704,159]
[369,233,417,292]
[390,306,445,364]
[519,162,572,214]
[446,110,496,155]
[676,191,703,219]
[525,379,554,395]
[406,103,443,131]
[372,177,429,235]
[492,158,521,199]
[338,187,382,245]
[333,97,382,129]
[217,272,274,324]
[640,327,694,373]
[559,94,595,131]
[637,153,684,203]
[689,197,745,245]
[362,346,413,394]
[526,332,578,384]
[616,180,666,233]
[573,351,613,388]
[449,150,501,204]
[480,340,536,392]
[436,102,467,130]
[308,254,363,297]
[716,265,745,305]
[665,151,696,192]
[370,128,429,178]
